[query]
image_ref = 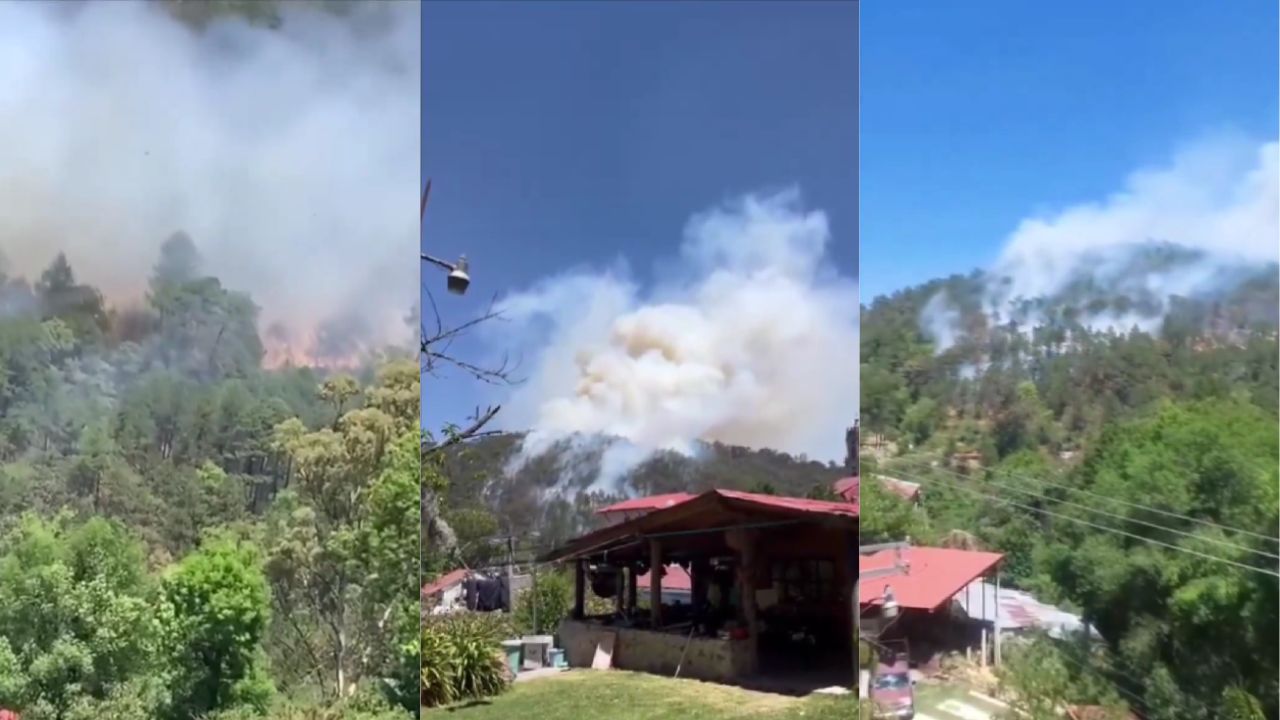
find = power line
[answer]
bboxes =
[889,458,1280,562]
[1043,641,1150,714]
[888,467,1280,579]
[883,455,1280,544]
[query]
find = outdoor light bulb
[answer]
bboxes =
[882,587,899,618]
[446,256,470,295]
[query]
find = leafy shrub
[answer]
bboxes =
[513,571,571,635]
[209,688,410,720]
[420,613,511,708]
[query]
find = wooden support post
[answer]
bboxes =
[691,558,710,611]
[627,564,638,615]
[727,528,760,675]
[649,539,663,628]
[614,567,624,614]
[573,559,585,620]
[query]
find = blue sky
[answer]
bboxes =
[422,1,857,432]
[860,1,1279,301]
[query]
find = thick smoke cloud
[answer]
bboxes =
[496,189,858,489]
[0,1,419,364]
[922,136,1279,344]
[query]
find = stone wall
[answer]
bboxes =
[559,620,754,682]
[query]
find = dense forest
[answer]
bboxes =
[0,235,418,719]
[860,248,1279,720]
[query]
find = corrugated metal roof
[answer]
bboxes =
[860,546,1003,612]
[596,493,695,515]
[955,580,1096,638]
[880,476,921,501]
[542,487,858,563]
[637,563,692,591]
[833,476,858,503]
[836,475,919,503]
[716,488,859,517]
[421,568,470,598]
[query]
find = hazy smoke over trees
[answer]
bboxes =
[0,0,419,364]
[919,136,1279,351]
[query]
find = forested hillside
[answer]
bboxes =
[861,250,1277,456]
[424,432,848,574]
[0,236,418,719]
[860,249,1279,720]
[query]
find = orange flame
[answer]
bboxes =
[262,334,366,371]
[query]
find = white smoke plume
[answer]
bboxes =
[920,291,962,352]
[495,188,858,491]
[922,136,1280,348]
[0,1,419,365]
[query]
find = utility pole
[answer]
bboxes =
[506,535,515,613]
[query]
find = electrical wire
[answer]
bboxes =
[886,467,1280,579]
[888,458,1280,562]
[882,453,1279,544]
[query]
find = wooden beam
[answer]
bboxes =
[573,559,585,620]
[649,538,663,628]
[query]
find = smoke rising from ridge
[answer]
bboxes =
[496,189,858,491]
[0,1,419,364]
[921,136,1280,348]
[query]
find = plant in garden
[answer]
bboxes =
[420,613,511,708]
[513,571,572,636]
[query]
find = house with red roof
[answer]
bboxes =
[859,545,1008,671]
[422,568,471,613]
[832,474,920,506]
[542,487,858,687]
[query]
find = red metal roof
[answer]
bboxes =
[543,487,858,563]
[597,493,696,515]
[860,546,1003,612]
[715,488,859,517]
[833,476,858,503]
[637,563,692,592]
[421,568,469,598]
[598,489,859,518]
[881,477,921,501]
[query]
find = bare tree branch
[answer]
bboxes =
[422,404,501,457]
[420,293,523,386]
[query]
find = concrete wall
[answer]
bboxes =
[559,619,754,683]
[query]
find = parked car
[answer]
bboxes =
[871,660,914,719]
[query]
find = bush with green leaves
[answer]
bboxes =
[513,570,572,636]
[420,613,511,708]
[208,685,409,720]
[163,534,273,718]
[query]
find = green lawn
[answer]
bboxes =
[423,670,858,719]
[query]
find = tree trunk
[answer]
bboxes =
[422,486,457,561]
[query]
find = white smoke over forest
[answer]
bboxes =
[494,188,858,490]
[920,136,1280,348]
[0,1,419,364]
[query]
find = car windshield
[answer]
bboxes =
[873,673,910,690]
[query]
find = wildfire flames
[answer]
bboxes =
[262,333,367,371]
